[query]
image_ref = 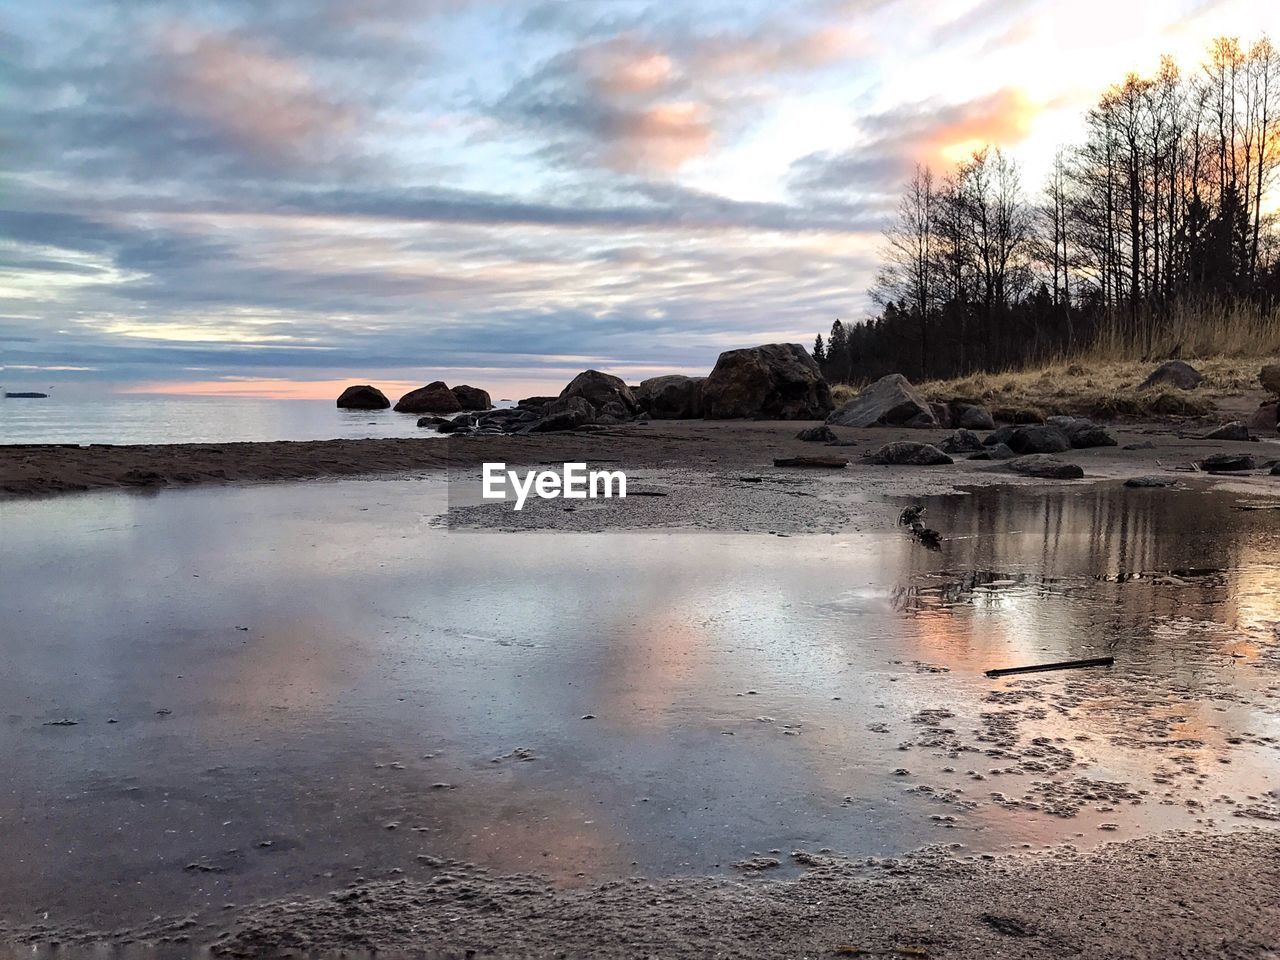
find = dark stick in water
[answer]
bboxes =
[984,656,1115,678]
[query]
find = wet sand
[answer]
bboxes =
[2,418,1277,502]
[2,433,1280,957]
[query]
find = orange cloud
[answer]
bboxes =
[153,25,359,162]
[927,88,1038,165]
[576,37,678,96]
[608,101,714,171]
[689,25,860,77]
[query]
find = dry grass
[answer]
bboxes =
[1090,299,1280,361]
[917,356,1276,421]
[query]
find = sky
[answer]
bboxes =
[0,0,1274,400]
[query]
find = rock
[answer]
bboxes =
[939,429,984,454]
[864,442,954,466]
[1007,425,1072,454]
[1124,441,1156,450]
[1140,360,1203,390]
[796,425,838,443]
[1050,417,1118,449]
[773,455,848,468]
[704,343,833,420]
[929,402,953,428]
[1247,402,1278,433]
[1007,455,1084,479]
[394,381,462,414]
[416,415,452,428]
[1125,476,1176,488]
[955,403,996,431]
[524,396,596,432]
[451,385,492,411]
[984,425,1018,447]
[518,396,556,408]
[434,418,467,434]
[1260,364,1280,396]
[1272,463,1280,476]
[559,370,638,414]
[336,385,390,409]
[968,443,1017,461]
[1198,453,1257,472]
[826,373,932,427]
[1202,421,1251,441]
[636,375,706,419]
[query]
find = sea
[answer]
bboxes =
[0,395,500,445]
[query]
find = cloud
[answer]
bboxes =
[790,88,1039,198]
[150,25,360,164]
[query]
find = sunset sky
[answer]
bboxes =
[1,0,1273,399]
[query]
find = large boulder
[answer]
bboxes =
[560,370,638,415]
[1140,360,1203,390]
[1006,424,1072,454]
[1259,364,1280,396]
[954,403,996,431]
[864,441,953,466]
[1198,453,1257,472]
[703,344,833,420]
[826,374,933,428]
[451,385,492,411]
[636,375,705,419]
[395,381,462,414]
[336,384,390,410]
[1247,401,1278,434]
[1008,455,1084,479]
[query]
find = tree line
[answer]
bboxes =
[814,35,1280,384]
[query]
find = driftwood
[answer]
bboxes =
[984,656,1114,678]
[773,456,848,468]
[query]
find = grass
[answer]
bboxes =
[831,355,1276,421]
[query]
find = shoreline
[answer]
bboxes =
[3,419,1277,503]
[5,828,1276,957]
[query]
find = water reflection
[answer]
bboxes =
[0,480,1277,931]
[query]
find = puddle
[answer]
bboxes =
[1,479,1278,930]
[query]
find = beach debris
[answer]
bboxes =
[897,504,925,526]
[42,718,79,726]
[773,455,848,468]
[984,656,1114,678]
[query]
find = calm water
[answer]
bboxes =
[0,396,486,445]
[1,480,1278,930]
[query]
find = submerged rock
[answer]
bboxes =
[703,343,833,420]
[395,382,462,414]
[827,373,933,428]
[1008,455,1084,479]
[864,441,953,466]
[336,384,390,410]
[1140,360,1203,390]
